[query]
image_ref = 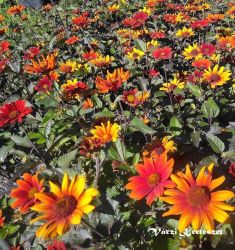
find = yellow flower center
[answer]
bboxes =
[28,187,38,199]
[147,173,160,186]
[187,186,210,207]
[55,195,77,217]
[127,95,135,102]
[9,111,19,119]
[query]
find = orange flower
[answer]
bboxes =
[10,173,44,214]
[65,35,79,45]
[83,50,99,61]
[161,164,234,232]
[0,15,4,23]
[82,98,94,109]
[30,173,99,238]
[7,5,25,15]
[90,120,121,143]
[192,58,211,69]
[207,14,224,23]
[0,210,5,227]
[24,54,56,74]
[125,154,175,206]
[42,4,53,12]
[96,68,130,93]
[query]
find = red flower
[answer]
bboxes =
[125,154,175,205]
[0,59,8,73]
[200,43,216,56]
[83,50,99,61]
[0,100,32,127]
[149,69,159,77]
[72,12,89,28]
[34,76,53,92]
[229,163,235,178]
[0,210,5,228]
[123,11,148,28]
[65,35,79,45]
[191,19,209,29]
[152,47,173,60]
[47,240,67,250]
[23,47,40,60]
[0,40,10,54]
[10,173,44,213]
[150,31,165,39]
[122,89,139,107]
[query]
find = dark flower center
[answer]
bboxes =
[187,186,210,207]
[55,195,77,217]
[210,74,221,82]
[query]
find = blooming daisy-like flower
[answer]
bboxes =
[143,137,176,157]
[107,4,120,13]
[161,164,234,232]
[203,64,231,88]
[125,154,175,206]
[61,79,88,99]
[182,43,202,60]
[34,76,53,93]
[146,40,158,50]
[200,43,216,56]
[192,58,211,69]
[0,59,7,73]
[0,100,32,127]
[122,88,139,106]
[24,54,56,74]
[96,68,130,93]
[91,121,121,143]
[72,12,89,28]
[152,47,173,60]
[176,27,194,38]
[79,136,103,157]
[7,5,25,15]
[82,98,94,110]
[23,47,40,60]
[82,50,99,61]
[127,48,145,61]
[10,173,44,214]
[0,210,5,227]
[30,173,99,239]
[90,55,114,67]
[60,60,77,73]
[160,77,185,93]
[191,19,209,29]
[0,40,10,54]
[65,35,79,45]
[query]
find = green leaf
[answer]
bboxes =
[169,116,182,135]
[57,149,78,168]
[206,133,225,154]
[222,151,235,162]
[0,142,14,162]
[130,117,155,134]
[134,39,146,52]
[93,109,115,118]
[190,132,201,148]
[201,99,220,118]
[187,83,201,97]
[11,135,32,148]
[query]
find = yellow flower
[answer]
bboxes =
[203,65,231,88]
[90,55,114,67]
[182,43,202,60]
[140,7,152,15]
[210,54,220,63]
[160,77,185,93]
[146,40,158,50]
[127,48,145,61]
[107,4,120,13]
[30,173,99,239]
[176,27,194,38]
[90,121,121,143]
[60,60,77,73]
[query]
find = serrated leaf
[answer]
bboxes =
[57,149,78,168]
[206,133,225,154]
